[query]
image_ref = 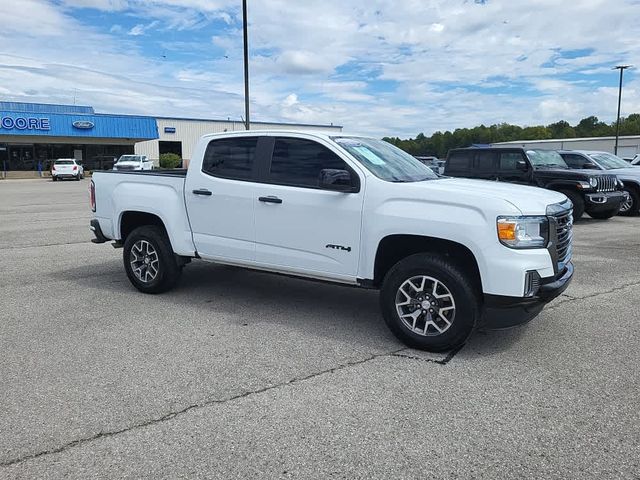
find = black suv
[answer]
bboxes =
[444,147,626,220]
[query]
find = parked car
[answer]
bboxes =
[558,150,640,216]
[90,131,573,352]
[51,159,84,181]
[444,147,625,220]
[112,154,154,171]
[415,156,446,174]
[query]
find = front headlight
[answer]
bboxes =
[497,216,549,249]
[589,177,598,188]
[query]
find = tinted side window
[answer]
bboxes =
[562,154,588,169]
[202,137,257,180]
[447,151,472,170]
[269,137,349,188]
[475,151,496,172]
[499,152,523,170]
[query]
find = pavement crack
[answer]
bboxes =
[548,280,640,310]
[392,343,464,365]
[0,347,405,468]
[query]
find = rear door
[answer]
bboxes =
[185,136,265,262]
[253,135,364,280]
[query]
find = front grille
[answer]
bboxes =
[114,165,134,171]
[554,210,573,270]
[596,175,617,192]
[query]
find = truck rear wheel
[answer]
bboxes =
[123,225,181,294]
[380,253,479,352]
[559,190,584,221]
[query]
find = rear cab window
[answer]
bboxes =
[202,137,258,180]
[446,151,473,171]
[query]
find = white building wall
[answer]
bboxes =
[494,135,640,157]
[135,118,343,164]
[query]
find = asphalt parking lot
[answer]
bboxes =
[1,179,639,479]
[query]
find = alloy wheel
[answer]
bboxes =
[395,275,456,336]
[130,240,159,283]
[620,194,633,213]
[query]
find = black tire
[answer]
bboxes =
[123,225,181,294]
[588,208,619,220]
[559,189,584,221]
[619,187,640,216]
[380,253,480,352]
[52,176,57,182]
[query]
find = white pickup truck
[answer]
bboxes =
[90,131,574,351]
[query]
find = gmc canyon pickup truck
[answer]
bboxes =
[90,131,574,351]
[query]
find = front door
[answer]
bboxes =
[254,136,364,281]
[184,136,262,262]
[497,150,531,184]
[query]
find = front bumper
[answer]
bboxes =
[584,191,626,211]
[482,262,573,329]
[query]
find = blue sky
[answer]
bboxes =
[0,0,638,137]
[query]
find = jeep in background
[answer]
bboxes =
[558,150,640,216]
[444,147,626,220]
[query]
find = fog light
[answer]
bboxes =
[524,271,541,297]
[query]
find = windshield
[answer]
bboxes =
[526,150,569,169]
[333,137,437,182]
[117,155,142,163]
[54,160,74,165]
[588,152,630,170]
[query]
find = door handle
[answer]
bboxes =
[258,196,283,204]
[192,189,212,196]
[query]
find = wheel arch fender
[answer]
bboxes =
[370,234,483,295]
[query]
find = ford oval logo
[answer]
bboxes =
[73,120,94,129]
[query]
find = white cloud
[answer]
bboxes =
[1,0,639,137]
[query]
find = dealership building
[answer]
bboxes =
[0,102,342,172]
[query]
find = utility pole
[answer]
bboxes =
[242,0,250,130]
[613,65,631,155]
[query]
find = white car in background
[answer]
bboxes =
[51,159,84,181]
[113,155,154,171]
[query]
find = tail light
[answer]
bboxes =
[89,180,96,212]
[73,165,78,171]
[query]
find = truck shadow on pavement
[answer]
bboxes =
[54,259,537,360]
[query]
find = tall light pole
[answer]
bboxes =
[242,0,250,130]
[613,65,631,155]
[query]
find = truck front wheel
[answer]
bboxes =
[123,225,181,294]
[380,253,479,352]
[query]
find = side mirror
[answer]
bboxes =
[583,162,599,170]
[516,160,529,171]
[319,169,357,192]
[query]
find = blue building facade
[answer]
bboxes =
[0,102,158,171]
